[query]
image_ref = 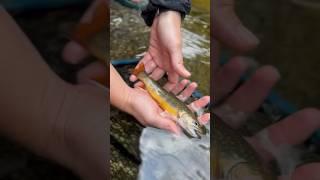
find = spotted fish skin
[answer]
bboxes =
[133,63,206,138]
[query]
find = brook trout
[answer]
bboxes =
[213,114,276,180]
[133,63,206,138]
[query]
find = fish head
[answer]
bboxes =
[178,111,207,138]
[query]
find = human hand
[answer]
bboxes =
[212,56,320,179]
[126,78,210,134]
[211,0,261,107]
[53,1,108,179]
[130,11,191,91]
[63,0,107,85]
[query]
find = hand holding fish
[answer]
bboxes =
[63,0,108,86]
[128,64,210,137]
[130,10,191,91]
[212,55,320,179]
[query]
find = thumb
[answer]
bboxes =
[153,115,181,134]
[170,51,191,78]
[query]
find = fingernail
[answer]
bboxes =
[183,69,191,77]
[62,41,88,64]
[177,94,188,102]
[129,75,135,82]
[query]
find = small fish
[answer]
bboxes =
[133,63,206,138]
[213,114,277,180]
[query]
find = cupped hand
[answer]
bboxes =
[213,55,320,179]
[130,11,191,91]
[62,0,107,85]
[55,1,108,179]
[127,78,210,134]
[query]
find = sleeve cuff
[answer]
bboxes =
[141,0,191,26]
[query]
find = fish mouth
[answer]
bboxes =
[183,126,204,139]
[183,128,200,139]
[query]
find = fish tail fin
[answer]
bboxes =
[132,63,145,76]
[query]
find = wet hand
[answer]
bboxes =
[127,79,210,134]
[57,1,108,179]
[62,0,107,84]
[130,11,191,91]
[213,56,320,179]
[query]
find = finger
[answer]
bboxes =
[129,74,138,82]
[188,96,210,111]
[62,41,89,64]
[149,68,165,81]
[177,82,198,102]
[212,0,259,52]
[163,82,176,92]
[134,81,144,88]
[198,113,210,125]
[225,65,280,113]
[264,108,320,146]
[213,66,280,129]
[145,60,157,74]
[248,108,320,162]
[214,56,249,101]
[62,0,103,64]
[171,79,190,95]
[163,72,179,91]
[152,115,181,134]
[140,52,153,64]
[170,51,191,78]
[77,62,106,84]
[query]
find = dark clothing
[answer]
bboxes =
[141,0,191,26]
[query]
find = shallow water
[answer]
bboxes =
[110,0,210,95]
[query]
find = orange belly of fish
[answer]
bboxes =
[147,86,178,117]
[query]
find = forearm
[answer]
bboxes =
[0,7,71,158]
[110,64,133,114]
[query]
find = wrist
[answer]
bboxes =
[141,0,189,26]
[113,84,135,115]
[158,9,183,21]
[121,87,136,116]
